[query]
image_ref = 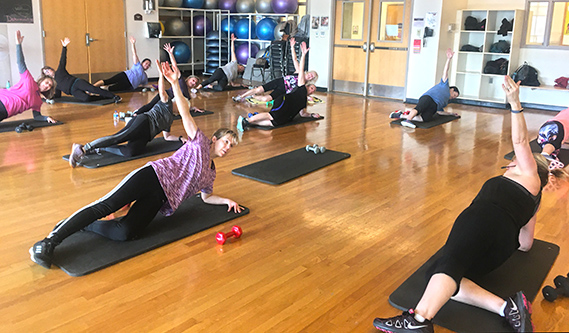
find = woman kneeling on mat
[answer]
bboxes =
[373,76,568,333]
[134,43,202,114]
[30,61,242,269]
[236,42,320,131]
[232,38,318,103]
[195,34,246,92]
[0,31,57,123]
[93,36,151,92]
[42,37,121,103]
[68,59,188,167]
[536,107,569,163]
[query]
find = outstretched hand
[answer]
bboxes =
[446,48,454,59]
[163,43,174,54]
[129,36,136,44]
[15,30,24,44]
[290,37,296,47]
[61,37,70,47]
[160,61,181,83]
[502,75,521,108]
[231,33,236,42]
[300,41,309,55]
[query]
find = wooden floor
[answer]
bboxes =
[1,88,568,332]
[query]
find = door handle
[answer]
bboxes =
[362,42,367,52]
[369,42,375,52]
[86,33,97,46]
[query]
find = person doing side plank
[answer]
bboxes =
[195,34,246,91]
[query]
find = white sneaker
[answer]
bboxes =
[401,120,416,128]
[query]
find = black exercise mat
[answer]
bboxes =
[232,147,350,185]
[62,137,182,168]
[251,116,324,130]
[0,119,63,133]
[389,239,559,332]
[201,85,249,92]
[54,96,115,105]
[175,110,214,119]
[51,194,249,276]
[390,114,460,129]
[504,139,569,165]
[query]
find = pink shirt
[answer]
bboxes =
[550,108,569,142]
[149,130,216,216]
[0,70,42,117]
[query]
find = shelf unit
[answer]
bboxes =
[451,9,523,104]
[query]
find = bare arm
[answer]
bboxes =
[441,48,454,82]
[201,192,243,213]
[230,34,237,63]
[289,38,300,73]
[163,43,177,69]
[297,42,309,86]
[130,36,140,64]
[157,59,168,102]
[162,131,187,143]
[518,213,537,252]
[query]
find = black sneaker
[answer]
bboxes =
[29,238,57,269]
[389,111,403,119]
[504,291,533,332]
[373,310,434,333]
[113,96,122,104]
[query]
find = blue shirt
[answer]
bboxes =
[424,79,450,111]
[125,62,148,89]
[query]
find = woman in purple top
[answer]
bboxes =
[30,61,241,270]
[93,36,151,92]
[0,30,58,123]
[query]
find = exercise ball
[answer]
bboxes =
[256,0,272,13]
[256,17,277,40]
[271,0,297,13]
[171,41,191,63]
[164,0,183,7]
[218,0,237,12]
[206,30,222,40]
[236,42,260,64]
[236,0,255,13]
[221,17,238,34]
[235,18,256,39]
[204,0,218,8]
[183,0,204,8]
[274,21,286,40]
[193,15,212,36]
[165,17,189,36]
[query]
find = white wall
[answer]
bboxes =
[125,1,161,79]
[308,0,334,90]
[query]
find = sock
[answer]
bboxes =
[414,313,426,323]
[499,300,507,317]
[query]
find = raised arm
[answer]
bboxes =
[297,42,309,86]
[230,33,237,63]
[163,43,177,69]
[130,36,140,64]
[441,48,454,82]
[58,37,70,71]
[289,37,300,73]
[160,61,198,140]
[15,30,27,74]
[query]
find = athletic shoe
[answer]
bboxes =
[113,96,122,104]
[236,115,245,132]
[29,238,57,269]
[390,111,402,119]
[69,143,85,168]
[504,291,534,332]
[232,96,243,102]
[401,120,416,129]
[373,310,434,333]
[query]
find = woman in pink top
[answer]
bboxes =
[0,30,57,123]
[30,61,242,270]
[537,107,569,161]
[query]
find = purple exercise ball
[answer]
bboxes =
[271,0,297,14]
[236,42,260,65]
[218,0,237,12]
[193,15,212,36]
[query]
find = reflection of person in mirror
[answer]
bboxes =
[312,17,319,29]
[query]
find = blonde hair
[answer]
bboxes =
[305,70,319,85]
[37,75,57,99]
[533,153,569,188]
[213,128,239,145]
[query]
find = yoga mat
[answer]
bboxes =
[122,110,213,123]
[0,119,63,133]
[52,194,249,276]
[388,239,559,332]
[390,114,460,129]
[62,137,182,168]
[251,116,324,130]
[232,147,350,185]
[504,139,569,165]
[54,96,116,105]
[202,85,249,92]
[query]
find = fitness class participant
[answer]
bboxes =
[134,43,202,114]
[537,107,569,161]
[68,59,186,167]
[373,76,569,333]
[196,34,246,92]
[389,48,460,129]
[42,37,121,103]
[30,61,242,269]
[0,30,57,123]
[93,36,151,92]
[232,37,318,103]
[236,41,320,131]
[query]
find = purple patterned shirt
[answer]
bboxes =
[148,129,216,216]
[283,75,299,94]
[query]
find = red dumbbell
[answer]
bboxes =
[216,225,243,245]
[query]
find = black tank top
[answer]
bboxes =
[471,176,541,229]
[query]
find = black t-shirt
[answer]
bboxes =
[269,85,307,126]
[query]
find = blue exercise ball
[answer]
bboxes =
[183,0,204,8]
[235,18,256,39]
[255,0,272,13]
[221,17,238,34]
[256,17,277,40]
[171,41,191,63]
[236,0,255,13]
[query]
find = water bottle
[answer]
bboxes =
[5,80,10,89]
[113,110,119,124]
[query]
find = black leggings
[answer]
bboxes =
[85,114,152,157]
[103,72,133,92]
[49,165,167,242]
[0,101,7,122]
[72,78,117,101]
[201,68,228,91]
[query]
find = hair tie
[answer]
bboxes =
[548,159,565,172]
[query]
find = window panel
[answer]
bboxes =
[524,0,569,48]
[526,2,549,45]
[341,1,365,40]
[378,1,404,42]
